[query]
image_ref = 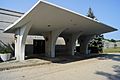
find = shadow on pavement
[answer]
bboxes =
[96,65,120,80]
[26,53,100,64]
[97,53,120,62]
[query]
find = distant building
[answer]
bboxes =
[0,8,65,56]
[103,40,120,49]
[0,8,23,43]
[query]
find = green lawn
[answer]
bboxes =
[103,47,120,53]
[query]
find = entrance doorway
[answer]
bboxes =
[33,40,45,54]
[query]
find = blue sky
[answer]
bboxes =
[0,0,120,40]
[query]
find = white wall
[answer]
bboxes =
[103,40,120,49]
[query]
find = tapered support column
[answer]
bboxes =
[15,23,32,61]
[63,32,82,56]
[78,35,94,54]
[43,28,65,58]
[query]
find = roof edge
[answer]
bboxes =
[41,0,117,31]
[4,0,42,33]
[0,8,24,14]
[4,0,117,33]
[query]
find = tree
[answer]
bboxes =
[110,39,116,42]
[87,8,96,19]
[87,8,104,53]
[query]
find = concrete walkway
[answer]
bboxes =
[0,59,51,71]
[0,53,120,80]
[0,53,100,71]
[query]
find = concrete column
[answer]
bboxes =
[63,32,82,56]
[15,34,18,60]
[43,28,65,58]
[15,23,32,61]
[78,35,94,54]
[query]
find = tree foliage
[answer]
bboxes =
[87,8,96,19]
[87,8,104,53]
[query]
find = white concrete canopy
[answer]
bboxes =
[4,0,116,35]
[4,0,117,61]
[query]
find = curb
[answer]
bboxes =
[0,61,51,71]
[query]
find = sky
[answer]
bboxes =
[0,0,120,40]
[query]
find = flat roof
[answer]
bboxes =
[4,0,117,35]
[0,8,24,14]
[0,8,23,30]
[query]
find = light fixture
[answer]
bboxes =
[73,24,77,26]
[45,37,48,41]
[70,19,72,22]
[48,25,51,27]
[14,34,17,40]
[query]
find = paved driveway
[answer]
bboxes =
[0,53,120,80]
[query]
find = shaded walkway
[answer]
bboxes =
[0,53,100,71]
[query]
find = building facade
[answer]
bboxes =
[0,8,66,57]
[1,1,117,61]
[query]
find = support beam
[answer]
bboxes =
[15,23,32,61]
[78,35,94,54]
[63,32,82,56]
[43,28,66,58]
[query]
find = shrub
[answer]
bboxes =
[0,40,14,54]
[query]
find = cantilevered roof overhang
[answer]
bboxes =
[4,0,117,35]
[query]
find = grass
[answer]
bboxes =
[103,47,120,53]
